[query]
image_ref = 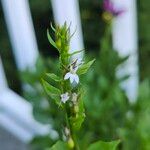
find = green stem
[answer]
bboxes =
[64,103,80,150]
[71,130,80,150]
[100,22,112,56]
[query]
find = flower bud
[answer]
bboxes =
[67,137,75,149]
[56,39,61,49]
[74,105,79,113]
[102,12,113,22]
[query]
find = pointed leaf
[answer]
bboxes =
[77,59,95,75]
[42,79,61,105]
[87,140,120,150]
[69,49,84,56]
[47,29,59,51]
[50,23,56,32]
[48,141,68,150]
[46,73,62,82]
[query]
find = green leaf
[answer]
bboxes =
[47,29,59,51]
[87,140,120,150]
[77,59,95,75]
[48,141,68,150]
[46,73,62,82]
[69,49,84,56]
[42,79,61,105]
[69,114,85,131]
[50,23,56,32]
[31,135,54,150]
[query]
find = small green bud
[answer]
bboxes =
[102,12,113,23]
[56,40,61,49]
[74,105,79,113]
[67,137,75,149]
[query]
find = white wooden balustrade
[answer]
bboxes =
[0,57,51,142]
[1,0,39,70]
[112,0,139,102]
[0,0,46,143]
[0,90,51,142]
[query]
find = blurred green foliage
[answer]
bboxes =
[120,80,150,150]
[138,0,150,80]
[82,24,129,143]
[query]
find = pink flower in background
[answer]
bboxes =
[103,0,125,17]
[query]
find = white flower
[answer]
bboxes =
[64,72,79,84]
[61,92,70,103]
[64,58,83,84]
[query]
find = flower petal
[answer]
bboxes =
[70,74,74,83]
[64,72,71,80]
[61,92,70,103]
[74,74,79,84]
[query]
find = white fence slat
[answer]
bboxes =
[0,89,51,142]
[0,57,8,90]
[112,0,139,102]
[1,0,39,70]
[0,113,33,143]
[51,0,84,57]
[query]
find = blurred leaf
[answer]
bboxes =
[69,49,84,56]
[48,141,68,150]
[42,79,61,105]
[32,106,52,124]
[30,135,54,150]
[87,140,120,150]
[46,73,62,82]
[77,59,95,75]
[118,74,130,82]
[47,29,59,51]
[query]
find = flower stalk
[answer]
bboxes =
[42,22,95,149]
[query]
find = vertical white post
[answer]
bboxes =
[51,0,84,56]
[112,0,139,102]
[1,0,39,70]
[0,58,8,91]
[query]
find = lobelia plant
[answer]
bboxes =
[41,23,120,150]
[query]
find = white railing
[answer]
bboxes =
[0,0,45,143]
[1,0,39,70]
[0,89,51,142]
[112,0,139,102]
